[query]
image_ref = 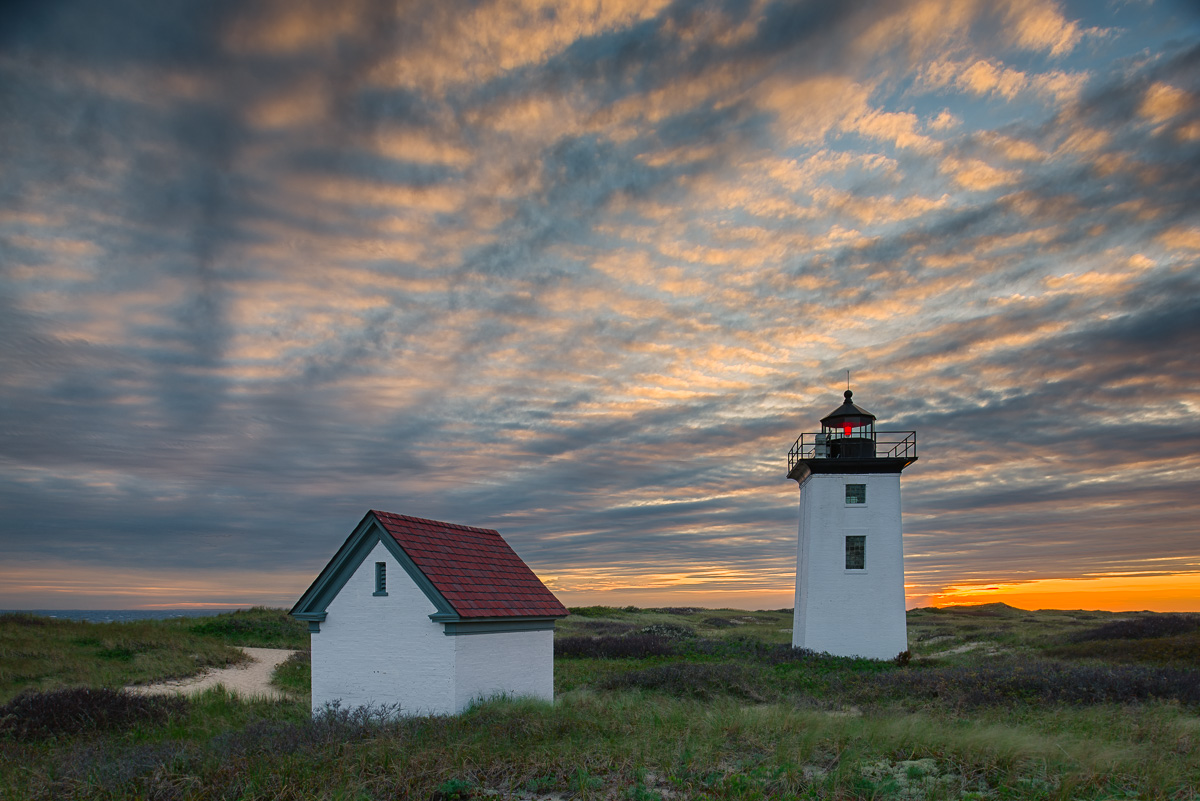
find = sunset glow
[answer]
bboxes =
[926,574,1200,614]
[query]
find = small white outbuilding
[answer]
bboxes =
[291,509,569,716]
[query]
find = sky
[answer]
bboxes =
[2,0,1198,613]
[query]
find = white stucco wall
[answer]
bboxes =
[453,628,554,712]
[793,472,908,660]
[311,540,455,715]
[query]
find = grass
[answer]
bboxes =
[0,606,310,704]
[1,604,1198,799]
[0,613,246,702]
[183,606,309,650]
[270,649,310,695]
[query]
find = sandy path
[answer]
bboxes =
[128,647,298,700]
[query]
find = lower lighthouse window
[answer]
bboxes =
[845,536,865,570]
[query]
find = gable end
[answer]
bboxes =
[290,511,459,631]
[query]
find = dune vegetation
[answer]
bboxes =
[1,604,1198,799]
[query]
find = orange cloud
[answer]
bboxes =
[1138,82,1193,125]
[940,156,1021,190]
[1157,226,1200,251]
[922,57,1085,102]
[960,59,1029,99]
[980,133,1047,162]
[852,108,941,152]
[1002,0,1088,56]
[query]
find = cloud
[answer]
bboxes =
[921,57,1088,102]
[0,0,1198,610]
[1000,0,1091,57]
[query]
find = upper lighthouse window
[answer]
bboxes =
[846,484,866,504]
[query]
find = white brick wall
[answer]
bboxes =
[453,628,553,712]
[310,539,556,715]
[792,472,908,660]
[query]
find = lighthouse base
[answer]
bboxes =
[792,472,908,660]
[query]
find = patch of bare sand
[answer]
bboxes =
[127,647,297,700]
[928,641,1009,658]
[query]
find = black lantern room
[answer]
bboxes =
[786,389,917,482]
[820,390,876,459]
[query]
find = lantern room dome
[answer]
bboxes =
[820,390,876,427]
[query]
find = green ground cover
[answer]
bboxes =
[1,604,1197,799]
[0,607,308,703]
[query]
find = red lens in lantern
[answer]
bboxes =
[843,423,852,437]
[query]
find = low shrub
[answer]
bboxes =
[51,739,195,797]
[685,637,837,667]
[555,632,890,672]
[1070,614,1200,642]
[572,620,638,636]
[566,606,626,618]
[866,660,1200,708]
[1048,633,1200,664]
[432,777,476,800]
[639,622,696,640]
[600,662,770,701]
[36,701,416,797]
[686,636,779,661]
[0,687,185,740]
[554,634,677,659]
[924,604,1016,618]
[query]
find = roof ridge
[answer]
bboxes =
[369,509,499,535]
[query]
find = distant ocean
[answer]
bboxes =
[0,609,240,623]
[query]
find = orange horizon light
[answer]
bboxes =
[924,573,1200,613]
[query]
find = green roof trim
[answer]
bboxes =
[442,618,558,636]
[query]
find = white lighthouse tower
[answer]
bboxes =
[787,390,917,659]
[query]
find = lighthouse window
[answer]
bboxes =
[845,484,866,504]
[845,536,866,570]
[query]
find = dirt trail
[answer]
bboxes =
[127,647,297,700]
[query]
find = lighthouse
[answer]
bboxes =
[786,390,917,659]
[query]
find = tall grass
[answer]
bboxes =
[5,688,1196,799]
[270,649,310,695]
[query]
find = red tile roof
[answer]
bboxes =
[370,510,568,619]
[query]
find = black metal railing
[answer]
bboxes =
[787,431,917,473]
